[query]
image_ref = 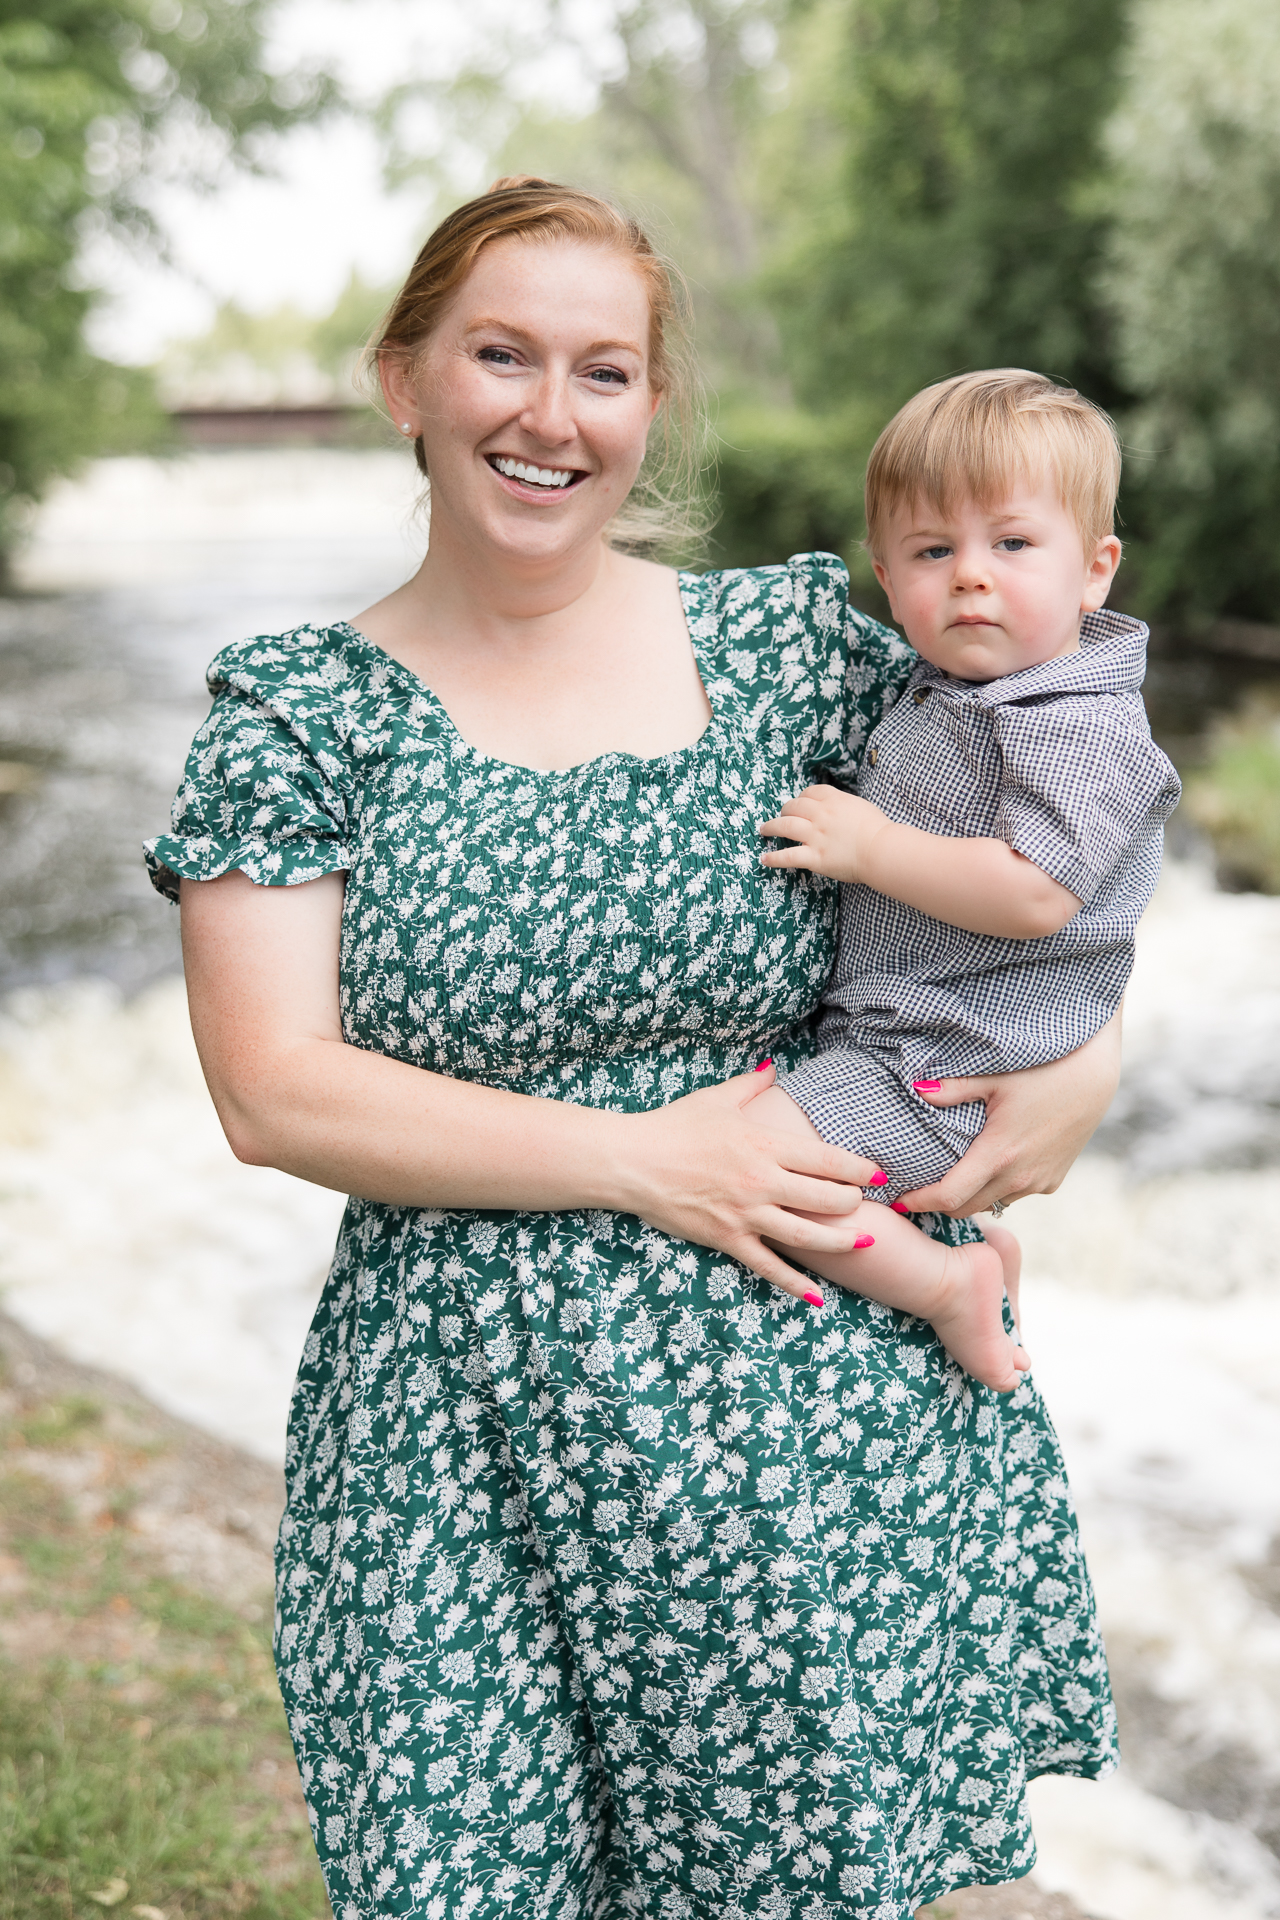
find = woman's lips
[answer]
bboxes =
[487,454,587,498]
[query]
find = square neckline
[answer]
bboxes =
[333,569,718,782]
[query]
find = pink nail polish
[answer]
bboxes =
[868,1170,888,1187]
[854,1235,875,1249]
[890,1200,911,1214]
[913,1079,941,1091]
[754,1057,773,1072]
[803,1290,824,1307]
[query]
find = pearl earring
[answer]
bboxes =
[401,422,412,434]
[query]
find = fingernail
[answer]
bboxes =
[754,1057,773,1072]
[890,1200,911,1214]
[868,1169,888,1187]
[803,1290,824,1308]
[913,1079,941,1091]
[854,1234,875,1249]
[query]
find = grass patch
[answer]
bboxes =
[0,1403,330,1920]
[1184,693,1280,893]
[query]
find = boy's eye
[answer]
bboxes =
[919,544,952,561]
[995,536,1029,551]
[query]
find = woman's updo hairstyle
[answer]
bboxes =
[368,175,709,558]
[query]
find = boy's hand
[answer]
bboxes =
[759,786,889,883]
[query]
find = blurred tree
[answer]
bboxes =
[1101,0,1280,627]
[717,0,1130,584]
[157,274,391,407]
[776,0,1127,412]
[0,0,334,574]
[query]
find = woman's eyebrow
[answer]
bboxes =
[462,317,644,356]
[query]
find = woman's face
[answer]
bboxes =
[384,234,661,569]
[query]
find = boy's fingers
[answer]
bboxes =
[760,846,819,869]
[758,815,816,840]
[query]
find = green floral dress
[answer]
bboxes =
[146,554,1116,1920]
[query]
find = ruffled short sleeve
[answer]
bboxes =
[144,630,357,904]
[785,553,917,789]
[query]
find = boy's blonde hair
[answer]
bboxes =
[864,369,1122,559]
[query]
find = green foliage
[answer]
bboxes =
[1101,0,1280,624]
[0,0,336,569]
[1184,694,1280,893]
[704,0,1126,573]
[773,0,1128,414]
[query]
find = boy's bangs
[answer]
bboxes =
[865,371,1122,557]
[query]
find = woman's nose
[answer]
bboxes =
[519,375,577,447]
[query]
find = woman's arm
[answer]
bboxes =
[897,1012,1123,1217]
[180,869,881,1296]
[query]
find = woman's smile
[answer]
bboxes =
[486,453,589,497]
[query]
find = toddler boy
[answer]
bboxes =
[754,368,1180,1389]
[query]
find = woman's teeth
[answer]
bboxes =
[493,458,575,489]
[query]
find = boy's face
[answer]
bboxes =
[871,474,1122,682]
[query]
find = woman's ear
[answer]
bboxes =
[379,351,419,435]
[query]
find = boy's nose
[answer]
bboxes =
[952,550,993,591]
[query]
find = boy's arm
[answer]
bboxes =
[759,786,1081,939]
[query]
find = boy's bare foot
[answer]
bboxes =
[929,1238,1029,1392]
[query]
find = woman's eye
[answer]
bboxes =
[996,536,1029,551]
[587,367,628,385]
[478,347,517,366]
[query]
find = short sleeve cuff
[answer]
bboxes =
[144,830,351,904]
[998,823,1103,906]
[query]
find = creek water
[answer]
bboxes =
[1,450,1279,1920]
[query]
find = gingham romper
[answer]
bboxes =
[781,610,1181,1199]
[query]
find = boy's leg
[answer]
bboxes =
[752,1086,1029,1393]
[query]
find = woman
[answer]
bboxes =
[148,180,1119,1920]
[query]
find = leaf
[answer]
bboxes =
[86,1882,129,1908]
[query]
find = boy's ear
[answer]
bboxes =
[872,557,902,623]
[1082,534,1122,611]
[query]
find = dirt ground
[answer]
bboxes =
[0,1309,1105,1920]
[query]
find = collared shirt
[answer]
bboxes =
[811,609,1182,1078]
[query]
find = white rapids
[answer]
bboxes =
[2,450,1278,1920]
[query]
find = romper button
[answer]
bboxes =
[868,748,878,766]
[912,686,932,705]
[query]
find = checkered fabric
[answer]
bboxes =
[781,610,1181,1181]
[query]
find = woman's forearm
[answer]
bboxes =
[216,1027,633,1210]
[179,870,880,1296]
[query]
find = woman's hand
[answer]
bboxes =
[609,1063,881,1300]
[897,1012,1123,1217]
